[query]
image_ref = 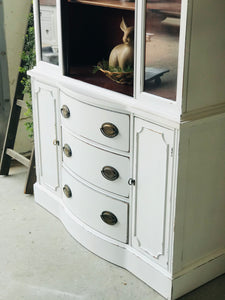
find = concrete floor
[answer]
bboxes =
[0,164,224,300]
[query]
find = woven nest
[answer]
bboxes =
[99,68,133,85]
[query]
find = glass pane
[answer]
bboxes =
[144,0,182,100]
[39,0,59,65]
[62,0,135,97]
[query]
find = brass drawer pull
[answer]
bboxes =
[63,184,72,198]
[100,211,118,225]
[61,105,70,118]
[101,166,119,181]
[100,122,119,138]
[63,144,72,157]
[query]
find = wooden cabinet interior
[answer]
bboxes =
[62,1,135,96]
[62,0,182,99]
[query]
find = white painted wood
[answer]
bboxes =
[33,0,42,63]
[62,169,128,243]
[34,82,59,191]
[185,0,225,112]
[30,1,225,299]
[172,251,225,300]
[56,0,63,73]
[174,115,225,271]
[62,128,130,197]
[132,118,174,268]
[60,91,130,152]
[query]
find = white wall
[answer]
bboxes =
[3,0,33,154]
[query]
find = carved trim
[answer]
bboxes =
[181,103,225,122]
[136,124,170,145]
[133,125,170,260]
[36,86,59,192]
[34,86,41,94]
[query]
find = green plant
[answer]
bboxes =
[19,8,36,138]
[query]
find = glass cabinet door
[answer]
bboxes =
[144,0,182,101]
[39,0,59,65]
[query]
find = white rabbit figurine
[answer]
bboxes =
[109,18,134,71]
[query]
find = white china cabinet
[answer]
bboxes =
[29,0,225,299]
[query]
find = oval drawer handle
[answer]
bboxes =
[63,144,72,157]
[63,184,72,198]
[61,105,70,118]
[100,122,118,138]
[100,211,118,225]
[101,166,119,181]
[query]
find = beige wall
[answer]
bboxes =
[3,0,33,153]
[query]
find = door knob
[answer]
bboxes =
[61,105,70,118]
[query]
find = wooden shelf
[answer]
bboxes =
[68,0,135,10]
[147,2,181,14]
[69,65,133,96]
[68,0,181,15]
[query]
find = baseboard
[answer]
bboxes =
[172,253,225,299]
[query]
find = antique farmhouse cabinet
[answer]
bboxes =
[29,0,225,299]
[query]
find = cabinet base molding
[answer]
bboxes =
[172,253,225,299]
[34,183,224,300]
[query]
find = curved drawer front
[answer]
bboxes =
[62,129,130,197]
[62,169,128,243]
[60,92,130,152]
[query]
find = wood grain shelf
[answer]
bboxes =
[68,0,181,15]
[69,65,133,96]
[68,0,135,10]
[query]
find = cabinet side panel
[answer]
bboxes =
[175,114,225,270]
[35,84,59,190]
[186,0,225,111]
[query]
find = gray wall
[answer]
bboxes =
[0,0,10,155]
[1,0,32,155]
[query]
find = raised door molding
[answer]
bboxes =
[132,118,174,267]
[34,82,59,191]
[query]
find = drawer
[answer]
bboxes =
[60,92,130,152]
[62,129,130,197]
[62,169,128,243]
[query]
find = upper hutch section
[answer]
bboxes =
[60,0,182,99]
[35,0,225,117]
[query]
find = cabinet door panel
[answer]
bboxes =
[133,118,174,267]
[34,82,59,191]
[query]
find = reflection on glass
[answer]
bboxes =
[144,0,181,101]
[39,0,58,65]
